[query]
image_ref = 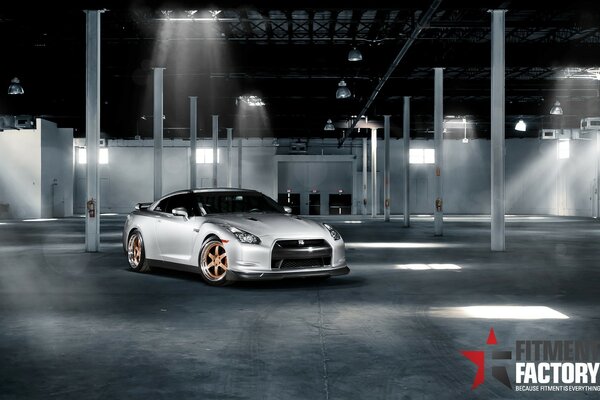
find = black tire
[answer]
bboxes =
[127,230,151,273]
[199,238,230,286]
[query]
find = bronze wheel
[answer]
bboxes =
[200,239,229,285]
[127,230,150,272]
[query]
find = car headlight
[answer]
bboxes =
[226,226,261,244]
[323,223,341,241]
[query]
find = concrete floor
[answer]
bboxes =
[1,215,600,399]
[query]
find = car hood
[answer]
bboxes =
[205,213,327,239]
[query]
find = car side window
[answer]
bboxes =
[154,198,170,213]
[166,194,196,216]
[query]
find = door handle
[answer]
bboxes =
[193,228,199,232]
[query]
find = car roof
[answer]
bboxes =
[152,188,260,206]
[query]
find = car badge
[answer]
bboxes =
[298,240,304,246]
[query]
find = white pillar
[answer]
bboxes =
[383,115,391,222]
[491,10,506,251]
[362,137,368,215]
[403,96,411,227]
[85,10,101,252]
[371,128,378,218]
[434,68,443,236]
[238,138,243,188]
[212,115,218,188]
[189,96,197,189]
[153,67,165,200]
[595,132,600,218]
[227,128,233,188]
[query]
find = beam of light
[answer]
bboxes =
[0,222,7,225]
[100,213,119,216]
[428,306,569,320]
[22,218,58,222]
[346,242,458,249]
[396,263,462,270]
[342,220,363,224]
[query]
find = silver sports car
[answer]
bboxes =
[123,188,349,286]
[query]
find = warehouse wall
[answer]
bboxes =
[0,129,41,219]
[0,119,73,219]
[40,120,73,218]
[72,137,598,217]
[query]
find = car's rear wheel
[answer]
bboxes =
[200,239,229,286]
[127,230,151,272]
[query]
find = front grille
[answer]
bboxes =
[278,258,327,269]
[275,239,328,248]
[271,239,332,270]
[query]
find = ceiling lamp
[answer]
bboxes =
[515,119,527,132]
[8,77,24,95]
[237,95,265,107]
[336,80,351,99]
[348,47,362,62]
[550,100,563,115]
[324,119,335,131]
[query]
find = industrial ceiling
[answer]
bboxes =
[1,1,599,139]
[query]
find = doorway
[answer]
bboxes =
[309,193,321,215]
[329,194,352,215]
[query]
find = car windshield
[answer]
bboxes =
[195,192,284,215]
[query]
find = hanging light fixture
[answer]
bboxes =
[549,100,563,115]
[515,119,527,132]
[324,119,335,131]
[8,77,24,95]
[348,47,362,62]
[336,80,351,99]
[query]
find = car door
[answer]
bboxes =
[155,194,199,264]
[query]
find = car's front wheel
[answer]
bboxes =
[127,230,151,272]
[199,239,229,286]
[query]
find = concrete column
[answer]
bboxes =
[189,96,197,189]
[434,68,443,236]
[592,132,600,218]
[371,128,377,218]
[238,138,243,188]
[383,115,391,222]
[227,128,233,188]
[491,10,506,251]
[403,96,411,227]
[85,10,101,252]
[212,115,218,188]
[153,67,165,200]
[362,137,368,215]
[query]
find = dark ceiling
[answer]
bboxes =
[1,1,600,140]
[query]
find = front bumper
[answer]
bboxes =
[227,265,350,281]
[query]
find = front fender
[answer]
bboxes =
[191,222,238,266]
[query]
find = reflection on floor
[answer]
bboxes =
[0,214,599,399]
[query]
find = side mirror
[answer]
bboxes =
[172,207,189,220]
[283,206,292,214]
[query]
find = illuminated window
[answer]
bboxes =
[78,147,86,164]
[77,148,109,164]
[558,140,570,159]
[99,148,109,164]
[196,148,220,164]
[409,148,435,164]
